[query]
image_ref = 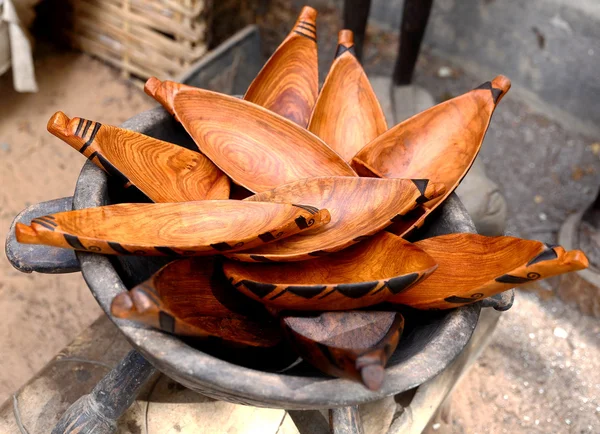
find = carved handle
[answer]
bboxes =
[52,350,156,434]
[5,197,80,274]
[329,406,364,434]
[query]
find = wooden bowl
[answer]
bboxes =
[223,232,437,310]
[228,176,445,262]
[69,107,481,409]
[47,111,230,202]
[308,30,387,161]
[389,233,589,309]
[172,88,357,193]
[244,6,319,126]
[111,257,281,347]
[352,76,511,236]
[16,201,330,256]
[282,311,404,391]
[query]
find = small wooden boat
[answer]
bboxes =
[388,233,589,309]
[351,76,511,236]
[281,311,404,390]
[223,232,437,310]
[111,257,281,346]
[47,111,230,202]
[15,201,331,256]
[308,30,387,162]
[228,176,445,262]
[173,89,357,193]
[144,77,197,121]
[243,6,319,127]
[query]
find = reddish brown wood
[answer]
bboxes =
[144,77,197,121]
[111,257,281,346]
[388,233,589,309]
[352,76,511,236]
[308,30,387,162]
[243,6,319,127]
[282,311,404,390]
[47,111,230,202]
[223,232,437,310]
[15,201,331,255]
[172,89,357,193]
[228,176,445,262]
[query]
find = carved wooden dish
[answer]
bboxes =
[308,30,387,162]
[47,111,230,202]
[282,311,404,391]
[172,89,357,193]
[223,232,437,310]
[228,176,445,262]
[111,257,281,347]
[389,233,589,309]
[352,75,511,236]
[15,201,330,255]
[244,6,319,126]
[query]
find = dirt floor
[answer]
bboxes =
[0,48,154,404]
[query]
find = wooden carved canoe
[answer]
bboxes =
[15,201,331,256]
[388,233,589,309]
[282,311,404,390]
[173,89,357,193]
[308,30,387,162]
[228,176,445,262]
[352,75,511,236]
[47,111,230,202]
[244,6,319,127]
[111,257,281,346]
[223,232,437,310]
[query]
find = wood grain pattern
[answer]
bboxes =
[388,233,589,309]
[47,111,230,202]
[223,232,437,310]
[227,176,445,262]
[351,75,511,236]
[111,257,282,346]
[15,201,331,256]
[173,89,357,193]
[282,311,404,390]
[243,6,319,127]
[308,30,387,162]
[144,77,197,121]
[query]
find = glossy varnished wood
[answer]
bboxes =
[144,77,197,121]
[352,75,511,236]
[15,201,331,255]
[388,233,589,309]
[111,257,281,346]
[228,176,445,262]
[173,89,357,193]
[282,311,404,390]
[308,30,387,162]
[223,232,437,310]
[243,6,319,127]
[47,111,230,202]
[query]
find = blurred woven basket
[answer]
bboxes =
[66,0,213,84]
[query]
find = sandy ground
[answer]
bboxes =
[0,48,154,404]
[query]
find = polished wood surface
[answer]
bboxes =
[111,257,282,346]
[144,77,197,121]
[388,233,589,309]
[282,311,404,390]
[228,176,445,262]
[308,30,387,162]
[243,6,319,127]
[352,75,511,236]
[47,111,230,202]
[223,232,437,310]
[15,201,331,255]
[173,89,357,193]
